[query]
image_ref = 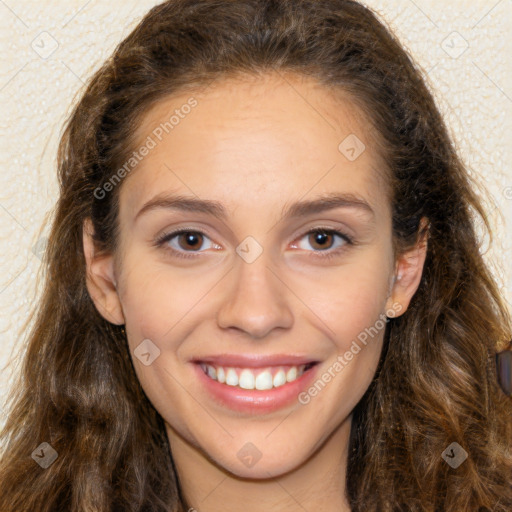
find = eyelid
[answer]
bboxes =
[153,227,220,260]
[290,224,354,246]
[153,225,355,260]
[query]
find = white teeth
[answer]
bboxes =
[286,367,297,382]
[225,368,238,386]
[255,369,273,390]
[273,369,287,388]
[206,365,217,380]
[238,369,255,389]
[201,363,311,390]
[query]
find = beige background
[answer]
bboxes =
[1,0,511,429]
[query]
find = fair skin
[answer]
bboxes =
[83,72,428,512]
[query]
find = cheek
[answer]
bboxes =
[120,242,393,344]
[294,255,393,348]
[118,251,217,340]
[118,259,206,431]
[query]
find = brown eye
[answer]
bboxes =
[292,228,353,259]
[177,231,204,251]
[308,230,335,251]
[155,229,216,258]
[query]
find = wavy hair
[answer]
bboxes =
[1,0,511,510]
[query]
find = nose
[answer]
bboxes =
[216,253,294,339]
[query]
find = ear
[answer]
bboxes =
[83,217,125,325]
[385,217,429,317]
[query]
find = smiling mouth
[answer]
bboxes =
[198,361,317,391]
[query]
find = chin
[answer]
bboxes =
[223,456,302,480]
[205,441,307,480]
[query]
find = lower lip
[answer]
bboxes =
[192,362,320,415]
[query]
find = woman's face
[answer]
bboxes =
[84,71,426,479]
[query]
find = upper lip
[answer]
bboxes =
[192,354,319,368]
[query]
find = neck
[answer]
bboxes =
[166,417,353,512]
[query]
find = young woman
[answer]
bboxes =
[1,0,511,510]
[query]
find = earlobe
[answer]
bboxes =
[386,217,429,316]
[82,218,125,325]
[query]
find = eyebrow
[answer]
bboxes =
[134,192,376,223]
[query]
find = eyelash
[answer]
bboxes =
[154,227,355,261]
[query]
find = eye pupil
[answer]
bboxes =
[310,230,333,250]
[179,232,203,251]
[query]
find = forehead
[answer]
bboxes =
[119,72,391,221]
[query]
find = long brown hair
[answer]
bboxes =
[1,1,511,510]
